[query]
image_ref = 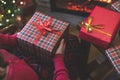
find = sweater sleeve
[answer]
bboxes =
[0,49,39,80]
[0,33,17,46]
[53,54,70,80]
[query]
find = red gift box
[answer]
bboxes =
[79,6,120,48]
[17,11,69,63]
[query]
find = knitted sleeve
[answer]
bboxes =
[0,33,17,46]
[53,54,70,80]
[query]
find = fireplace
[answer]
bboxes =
[50,0,113,17]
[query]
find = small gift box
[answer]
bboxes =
[111,0,120,13]
[79,6,120,48]
[17,11,69,63]
[105,45,120,74]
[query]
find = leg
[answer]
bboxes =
[79,39,91,80]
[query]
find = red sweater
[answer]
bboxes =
[0,49,39,80]
[0,33,17,46]
[53,54,70,80]
[0,33,70,80]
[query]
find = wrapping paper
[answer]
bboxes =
[79,6,120,48]
[111,0,120,13]
[17,11,69,62]
[105,45,120,74]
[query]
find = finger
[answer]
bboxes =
[59,39,64,47]
[62,39,66,47]
[63,42,66,48]
[61,39,66,50]
[61,39,64,44]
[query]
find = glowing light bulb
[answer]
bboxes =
[13,0,15,3]
[1,1,4,3]
[0,14,3,19]
[0,23,2,26]
[20,1,24,5]
[1,15,4,17]
[6,19,10,22]
[4,2,6,4]
[16,16,21,21]
[8,10,11,14]
[11,14,14,17]
[18,8,21,11]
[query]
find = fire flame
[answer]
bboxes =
[66,0,112,13]
[99,0,112,3]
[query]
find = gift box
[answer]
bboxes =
[79,6,120,48]
[111,0,120,13]
[17,11,69,63]
[105,45,120,74]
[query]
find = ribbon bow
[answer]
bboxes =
[31,18,61,44]
[79,17,112,37]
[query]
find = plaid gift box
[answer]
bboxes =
[111,0,120,13]
[17,11,69,63]
[79,6,120,48]
[105,45,120,74]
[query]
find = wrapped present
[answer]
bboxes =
[79,6,120,48]
[105,45,120,74]
[111,0,120,13]
[17,11,69,63]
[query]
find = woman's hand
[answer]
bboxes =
[55,39,66,55]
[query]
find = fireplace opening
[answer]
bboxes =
[50,0,113,17]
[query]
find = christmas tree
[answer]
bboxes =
[0,0,24,29]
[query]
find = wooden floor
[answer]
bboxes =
[87,59,113,80]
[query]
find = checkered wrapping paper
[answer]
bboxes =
[111,0,120,13]
[105,45,120,74]
[17,11,69,62]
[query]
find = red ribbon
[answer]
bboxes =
[31,18,61,44]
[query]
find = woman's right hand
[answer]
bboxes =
[55,39,66,55]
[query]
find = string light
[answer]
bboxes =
[7,9,11,14]
[20,1,24,5]
[17,8,21,11]
[6,19,10,22]
[3,2,6,4]
[11,14,14,17]
[1,1,4,3]
[0,0,23,27]
[0,14,4,19]
[16,15,21,22]
[12,0,15,3]
[2,15,4,17]
[0,23,2,26]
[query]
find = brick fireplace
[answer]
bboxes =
[50,0,113,17]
